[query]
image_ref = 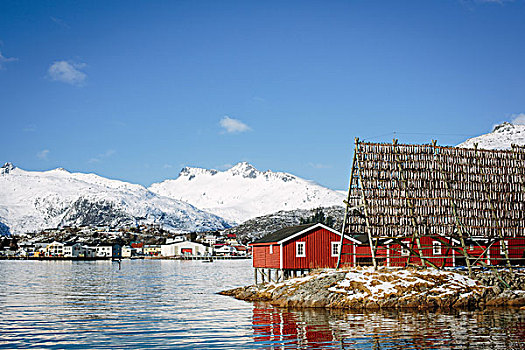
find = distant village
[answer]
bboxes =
[0,224,251,259]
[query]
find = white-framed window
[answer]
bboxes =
[500,240,509,255]
[331,242,340,257]
[296,242,306,257]
[401,242,409,256]
[269,245,273,254]
[433,241,442,255]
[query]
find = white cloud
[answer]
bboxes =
[511,113,525,125]
[48,60,86,86]
[163,164,173,169]
[0,51,17,69]
[37,149,50,160]
[219,116,251,134]
[88,149,115,163]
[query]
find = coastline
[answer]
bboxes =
[220,267,525,310]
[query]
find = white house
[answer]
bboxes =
[203,234,218,245]
[94,244,113,258]
[214,245,238,256]
[121,246,137,258]
[161,241,213,257]
[44,241,65,257]
[166,236,185,244]
[17,242,36,257]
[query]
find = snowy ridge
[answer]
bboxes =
[457,122,525,150]
[149,162,345,223]
[0,163,230,235]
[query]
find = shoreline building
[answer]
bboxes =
[250,223,359,283]
[336,139,525,273]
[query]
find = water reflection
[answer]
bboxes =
[0,260,523,349]
[251,304,525,349]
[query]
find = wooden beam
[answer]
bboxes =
[337,140,359,269]
[355,140,378,270]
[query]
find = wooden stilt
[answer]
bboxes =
[435,236,510,288]
[393,238,438,269]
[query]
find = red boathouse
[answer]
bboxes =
[250,223,360,283]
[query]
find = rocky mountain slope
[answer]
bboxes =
[0,163,230,235]
[457,122,525,150]
[221,206,345,243]
[149,162,345,224]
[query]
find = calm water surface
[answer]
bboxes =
[0,260,523,349]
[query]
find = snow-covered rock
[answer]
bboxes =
[221,268,525,309]
[0,163,230,235]
[457,122,525,150]
[149,162,345,223]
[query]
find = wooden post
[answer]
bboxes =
[392,138,427,268]
[355,140,377,270]
[337,140,358,269]
[255,268,258,284]
[437,236,510,288]
[473,143,512,270]
[432,140,473,277]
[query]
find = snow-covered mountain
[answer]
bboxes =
[457,122,525,150]
[149,162,346,224]
[0,163,230,235]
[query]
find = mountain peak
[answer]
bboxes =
[149,162,345,223]
[1,162,16,175]
[458,122,525,150]
[492,122,515,133]
[228,162,259,178]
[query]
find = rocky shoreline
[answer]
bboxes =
[220,267,525,310]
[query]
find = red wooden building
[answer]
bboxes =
[251,223,525,282]
[349,235,525,268]
[250,223,359,282]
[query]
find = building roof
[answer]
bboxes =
[252,223,362,245]
[252,224,317,244]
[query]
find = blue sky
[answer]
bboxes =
[1,0,524,190]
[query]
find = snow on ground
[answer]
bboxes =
[327,267,485,302]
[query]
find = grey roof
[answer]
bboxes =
[251,223,318,244]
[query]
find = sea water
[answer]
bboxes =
[0,260,523,349]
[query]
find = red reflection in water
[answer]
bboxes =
[252,303,335,349]
[250,303,525,350]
